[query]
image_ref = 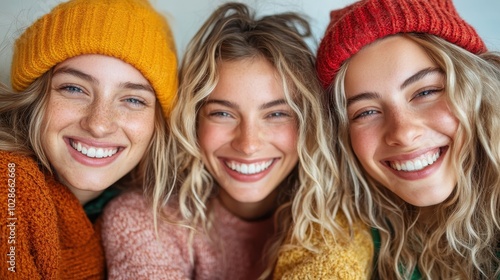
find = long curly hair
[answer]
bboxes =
[331,33,500,279]
[156,2,351,278]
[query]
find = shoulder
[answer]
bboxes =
[0,151,53,208]
[101,191,187,241]
[274,215,373,280]
[101,192,193,278]
[102,190,182,219]
[101,191,156,259]
[102,191,151,227]
[0,150,37,165]
[0,150,44,184]
[0,151,61,278]
[298,213,373,252]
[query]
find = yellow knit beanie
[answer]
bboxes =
[11,0,178,118]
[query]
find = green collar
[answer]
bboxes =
[83,187,121,223]
[371,227,422,279]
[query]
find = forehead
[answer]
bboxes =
[208,57,284,101]
[345,36,437,95]
[53,54,150,86]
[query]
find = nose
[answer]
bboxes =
[231,119,263,155]
[80,97,119,138]
[384,109,423,147]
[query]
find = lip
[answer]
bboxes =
[220,157,277,183]
[65,137,123,167]
[382,146,448,181]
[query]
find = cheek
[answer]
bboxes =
[349,126,374,165]
[41,99,76,159]
[434,109,459,138]
[429,98,459,134]
[42,99,82,155]
[44,98,77,128]
[270,125,298,154]
[126,111,156,145]
[197,122,227,154]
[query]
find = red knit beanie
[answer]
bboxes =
[316,0,487,89]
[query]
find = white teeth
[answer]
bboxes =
[225,160,274,175]
[70,140,118,159]
[87,147,96,158]
[390,150,440,172]
[95,148,103,158]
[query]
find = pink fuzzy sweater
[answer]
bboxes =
[101,191,275,279]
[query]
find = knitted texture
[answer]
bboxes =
[316,0,487,89]
[273,214,373,279]
[102,191,274,279]
[11,0,178,117]
[0,150,105,279]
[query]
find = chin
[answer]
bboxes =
[404,194,452,207]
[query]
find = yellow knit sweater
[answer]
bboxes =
[273,214,373,279]
[0,150,105,279]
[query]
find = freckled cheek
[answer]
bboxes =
[123,112,156,144]
[44,99,82,129]
[349,127,376,168]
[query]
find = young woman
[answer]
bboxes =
[0,0,177,278]
[102,2,372,279]
[276,0,500,279]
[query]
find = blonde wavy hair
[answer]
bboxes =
[0,69,170,197]
[331,33,500,279]
[155,2,352,277]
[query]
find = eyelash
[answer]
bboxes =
[124,97,147,106]
[209,111,232,118]
[58,84,148,108]
[356,109,377,119]
[267,111,291,118]
[411,88,443,100]
[352,88,444,120]
[60,85,84,94]
[208,111,292,119]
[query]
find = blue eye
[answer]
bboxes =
[417,90,434,97]
[210,111,232,118]
[125,98,146,106]
[412,88,443,100]
[354,109,377,120]
[268,112,290,118]
[61,85,84,93]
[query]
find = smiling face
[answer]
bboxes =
[42,54,156,203]
[344,36,459,207]
[197,57,299,219]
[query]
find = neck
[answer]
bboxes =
[55,173,104,205]
[416,205,439,224]
[69,187,104,205]
[218,188,279,221]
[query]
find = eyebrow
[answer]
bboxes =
[203,98,288,110]
[259,99,287,110]
[120,82,155,94]
[204,99,236,109]
[400,67,444,90]
[53,67,98,84]
[346,67,444,107]
[52,67,154,94]
[346,92,380,107]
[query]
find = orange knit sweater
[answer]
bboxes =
[0,150,105,279]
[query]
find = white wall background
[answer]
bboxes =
[1,0,499,86]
